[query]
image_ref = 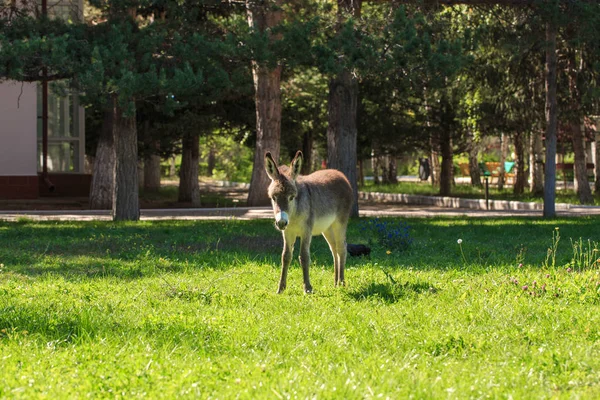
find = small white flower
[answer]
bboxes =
[457,239,463,244]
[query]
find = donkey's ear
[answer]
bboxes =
[264,152,280,181]
[290,150,303,180]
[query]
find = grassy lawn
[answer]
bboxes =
[360,181,600,206]
[1,217,600,398]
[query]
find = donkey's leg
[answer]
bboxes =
[323,228,340,286]
[299,234,313,293]
[331,221,348,286]
[278,233,295,294]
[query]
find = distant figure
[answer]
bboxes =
[419,158,430,181]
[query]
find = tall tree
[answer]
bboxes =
[529,126,544,195]
[1,0,241,220]
[513,131,526,194]
[498,133,508,190]
[543,19,558,217]
[595,130,600,195]
[89,108,115,209]
[143,143,162,192]
[179,132,201,206]
[326,0,362,217]
[111,96,140,220]
[467,132,482,187]
[246,0,284,206]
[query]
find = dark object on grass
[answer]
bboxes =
[347,243,371,257]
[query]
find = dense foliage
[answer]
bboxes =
[1,0,600,205]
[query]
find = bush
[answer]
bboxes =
[358,218,413,252]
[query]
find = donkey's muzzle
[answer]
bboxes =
[276,219,288,230]
[275,211,289,230]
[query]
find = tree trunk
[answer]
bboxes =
[372,152,380,184]
[498,132,508,190]
[543,21,558,218]
[594,130,600,194]
[206,146,216,177]
[571,122,594,204]
[358,158,365,187]
[468,154,481,187]
[169,155,176,178]
[529,128,544,196]
[178,133,200,207]
[144,151,161,192]
[89,109,114,210]
[112,102,140,221]
[430,134,441,187]
[565,45,594,204]
[513,131,526,195]
[327,69,359,216]
[380,156,389,184]
[439,130,453,196]
[246,0,284,207]
[467,132,481,187]
[301,130,313,175]
[326,0,362,218]
[137,160,144,189]
[387,157,398,184]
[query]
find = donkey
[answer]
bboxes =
[264,150,353,294]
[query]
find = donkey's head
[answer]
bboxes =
[265,151,303,231]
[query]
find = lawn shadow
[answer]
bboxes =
[348,280,437,303]
[347,216,600,272]
[0,302,221,349]
[3,216,600,281]
[0,219,284,280]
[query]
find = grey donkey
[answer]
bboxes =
[265,150,353,293]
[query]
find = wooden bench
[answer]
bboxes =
[556,163,595,187]
[458,163,470,177]
[470,162,516,185]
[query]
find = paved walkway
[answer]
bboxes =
[1,179,598,221]
[1,202,599,221]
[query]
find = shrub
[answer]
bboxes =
[358,218,413,252]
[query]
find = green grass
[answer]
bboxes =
[1,217,600,398]
[360,180,600,205]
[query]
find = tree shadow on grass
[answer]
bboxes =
[4,249,281,281]
[348,280,438,303]
[0,228,283,280]
[0,302,222,349]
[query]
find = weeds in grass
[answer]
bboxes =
[353,263,437,302]
[457,238,468,266]
[540,227,600,273]
[515,245,527,268]
[544,227,561,269]
[570,238,600,272]
[505,230,600,302]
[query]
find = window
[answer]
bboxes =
[37,86,85,173]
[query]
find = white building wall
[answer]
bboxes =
[0,81,38,176]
